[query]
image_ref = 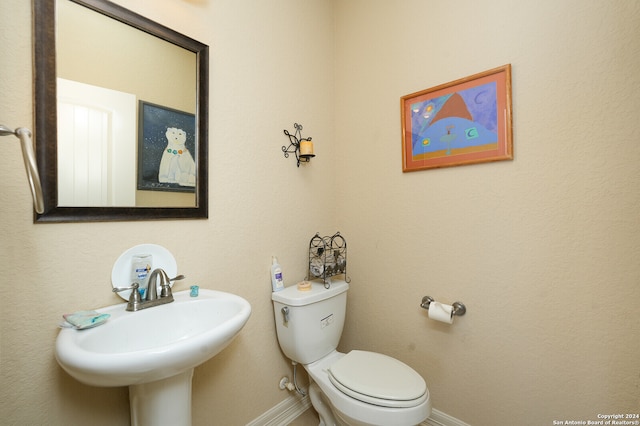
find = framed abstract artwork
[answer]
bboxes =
[401,64,512,172]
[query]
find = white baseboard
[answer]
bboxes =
[248,392,470,426]
[246,392,312,426]
[424,408,472,426]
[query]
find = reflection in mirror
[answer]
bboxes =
[33,0,208,222]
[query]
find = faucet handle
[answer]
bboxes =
[161,274,185,297]
[157,271,174,302]
[160,285,172,298]
[112,283,140,293]
[113,283,142,311]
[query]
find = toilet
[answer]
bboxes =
[272,280,431,426]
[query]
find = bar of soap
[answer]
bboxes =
[297,281,311,291]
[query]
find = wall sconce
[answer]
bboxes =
[282,123,314,167]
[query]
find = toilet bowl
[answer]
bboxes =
[305,350,431,426]
[272,279,431,426]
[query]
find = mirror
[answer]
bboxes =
[33,0,208,222]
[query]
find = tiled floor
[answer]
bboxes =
[288,408,319,426]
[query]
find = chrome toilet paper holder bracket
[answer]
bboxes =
[420,296,466,316]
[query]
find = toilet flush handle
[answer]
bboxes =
[281,306,290,323]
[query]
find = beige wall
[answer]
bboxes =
[334,0,640,424]
[0,1,638,426]
[1,0,334,425]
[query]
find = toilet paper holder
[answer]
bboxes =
[420,296,466,316]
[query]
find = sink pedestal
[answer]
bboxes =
[130,369,194,426]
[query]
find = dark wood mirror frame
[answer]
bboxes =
[33,0,208,222]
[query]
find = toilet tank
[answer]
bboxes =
[272,280,349,364]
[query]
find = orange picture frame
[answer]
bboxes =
[401,64,512,172]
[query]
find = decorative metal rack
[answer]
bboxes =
[307,232,349,288]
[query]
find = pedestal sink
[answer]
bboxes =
[55,289,251,426]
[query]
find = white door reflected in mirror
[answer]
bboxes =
[57,78,136,207]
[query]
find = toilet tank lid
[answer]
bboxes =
[271,280,349,306]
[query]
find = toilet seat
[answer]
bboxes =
[328,350,427,408]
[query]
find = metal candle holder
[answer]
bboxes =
[282,123,314,167]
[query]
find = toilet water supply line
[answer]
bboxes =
[0,125,44,214]
[292,361,307,396]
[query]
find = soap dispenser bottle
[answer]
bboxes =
[271,256,285,292]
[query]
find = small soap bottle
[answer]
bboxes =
[131,254,152,298]
[271,256,284,292]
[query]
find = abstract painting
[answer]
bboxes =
[401,65,512,172]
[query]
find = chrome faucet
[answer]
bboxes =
[113,268,184,311]
[146,268,170,302]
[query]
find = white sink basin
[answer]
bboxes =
[55,289,251,387]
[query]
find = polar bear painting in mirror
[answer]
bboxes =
[158,127,196,187]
